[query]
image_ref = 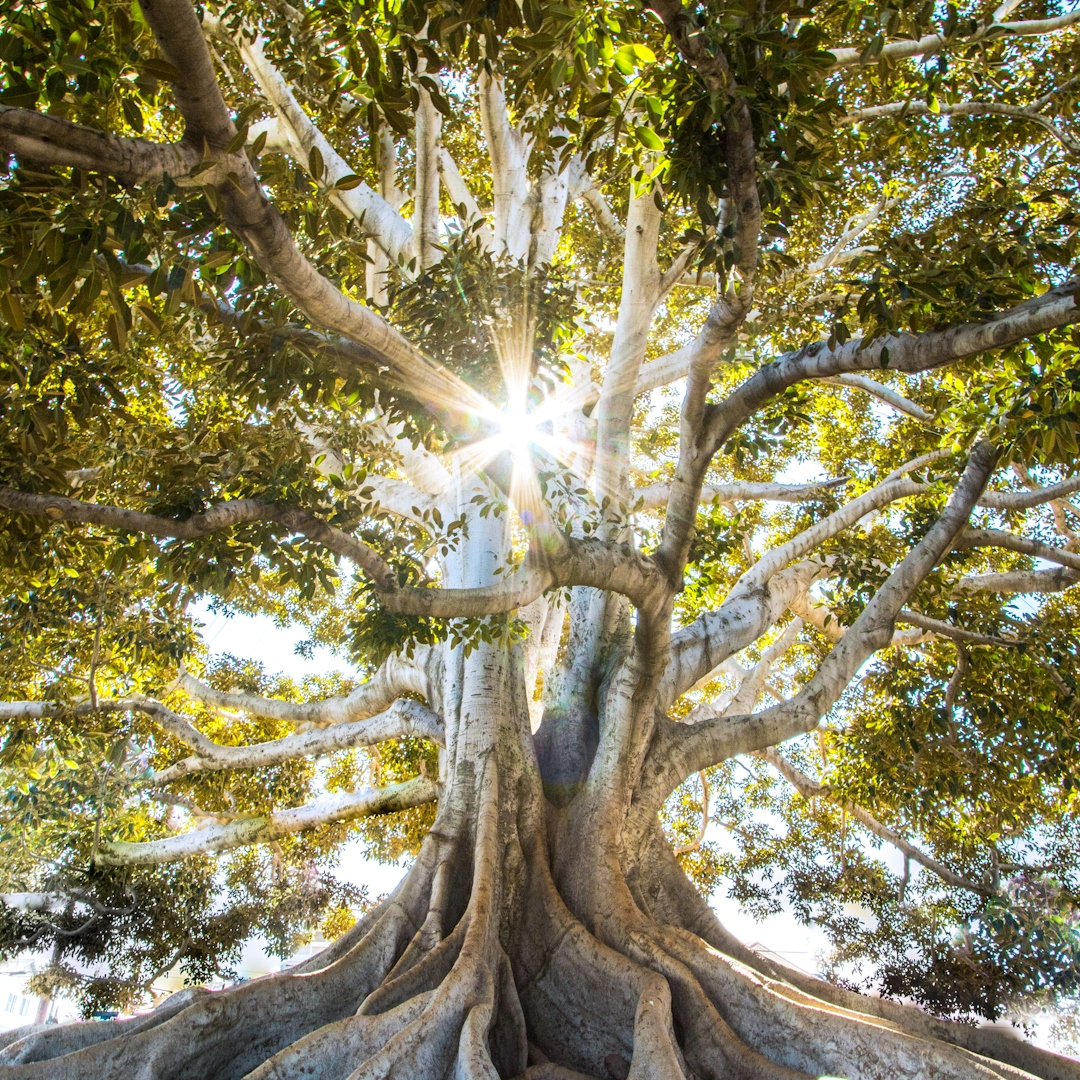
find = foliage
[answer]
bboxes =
[1,0,1079,1044]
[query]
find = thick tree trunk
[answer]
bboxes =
[2,632,1079,1080]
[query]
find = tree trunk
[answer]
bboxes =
[2,624,1078,1080]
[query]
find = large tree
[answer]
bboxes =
[1,0,1080,1075]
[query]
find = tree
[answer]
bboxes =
[0,0,1079,1073]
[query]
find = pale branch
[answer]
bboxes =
[0,105,201,184]
[437,147,494,250]
[135,0,494,441]
[370,409,453,496]
[667,281,1080,582]
[153,698,444,784]
[685,617,804,723]
[220,26,416,265]
[634,476,848,512]
[843,100,1080,154]
[821,374,933,421]
[956,526,1080,571]
[177,649,430,728]
[659,561,825,711]
[0,484,666,618]
[0,696,228,761]
[883,448,953,483]
[646,3,762,555]
[635,343,696,396]
[826,8,1080,71]
[978,472,1080,509]
[736,476,925,592]
[364,476,439,523]
[478,71,534,262]
[579,182,626,240]
[643,443,996,803]
[755,748,993,896]
[413,73,443,271]
[595,189,666,509]
[0,487,399,592]
[95,776,439,866]
[531,145,574,268]
[896,609,1018,647]
[791,592,933,648]
[953,566,1080,594]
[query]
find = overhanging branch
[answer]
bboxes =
[96,776,439,865]
[755,748,993,896]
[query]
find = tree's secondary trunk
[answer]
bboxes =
[2,627,1078,1080]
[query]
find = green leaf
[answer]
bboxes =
[633,125,665,152]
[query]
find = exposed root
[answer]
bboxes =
[629,821,1080,1080]
[512,834,689,1080]
[0,837,438,1080]
[241,992,434,1080]
[0,987,211,1066]
[652,923,1032,1080]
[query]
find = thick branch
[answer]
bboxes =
[737,476,924,591]
[644,442,995,801]
[979,473,1080,509]
[702,279,1079,472]
[135,0,492,440]
[634,477,847,512]
[154,698,443,783]
[0,106,201,183]
[659,561,824,710]
[178,649,430,727]
[956,526,1080,571]
[230,30,415,264]
[953,566,1080,594]
[756,748,993,895]
[844,99,1080,154]
[826,9,1080,71]
[96,777,438,865]
[0,487,399,591]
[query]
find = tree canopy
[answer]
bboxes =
[0,0,1079,1074]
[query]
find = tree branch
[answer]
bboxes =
[437,147,494,250]
[843,100,1080,154]
[978,473,1080,509]
[821,374,933,421]
[826,8,1080,72]
[953,566,1080,594]
[755,748,993,895]
[956,526,1080,571]
[0,105,201,184]
[642,442,996,803]
[0,487,399,591]
[134,0,494,441]
[178,649,431,728]
[478,71,533,262]
[634,476,848,512]
[96,776,439,865]
[154,698,443,783]
[702,279,1079,472]
[896,609,1018,647]
[218,26,416,265]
